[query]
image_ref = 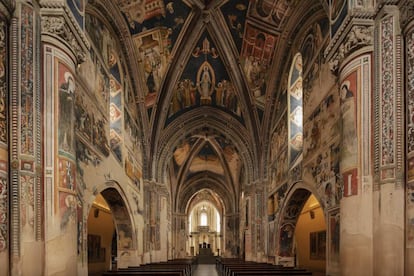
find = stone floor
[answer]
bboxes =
[193,264,219,276]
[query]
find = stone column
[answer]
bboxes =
[0,2,11,275]
[400,0,414,274]
[40,1,87,275]
[326,16,375,276]
[373,4,405,276]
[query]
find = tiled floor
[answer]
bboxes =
[193,264,219,276]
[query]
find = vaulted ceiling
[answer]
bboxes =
[84,0,329,211]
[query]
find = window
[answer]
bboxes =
[200,212,207,226]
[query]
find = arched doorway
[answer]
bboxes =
[277,186,326,274]
[185,189,224,259]
[87,187,136,275]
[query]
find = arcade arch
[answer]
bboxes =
[86,187,137,274]
[276,185,327,273]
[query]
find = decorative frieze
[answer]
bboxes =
[329,25,374,73]
[41,15,86,63]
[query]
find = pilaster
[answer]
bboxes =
[0,2,11,275]
[401,1,414,274]
[373,4,405,276]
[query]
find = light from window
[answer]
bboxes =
[200,212,207,226]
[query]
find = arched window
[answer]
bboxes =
[200,212,208,226]
[288,53,303,165]
[216,210,220,233]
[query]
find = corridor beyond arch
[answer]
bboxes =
[276,185,326,274]
[87,187,137,275]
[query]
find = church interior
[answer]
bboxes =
[0,0,414,275]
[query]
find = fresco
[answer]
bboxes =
[279,223,294,257]
[189,143,223,175]
[21,175,35,235]
[125,151,142,188]
[303,92,340,159]
[301,22,325,94]
[330,0,347,37]
[74,90,110,157]
[248,0,291,28]
[85,15,110,63]
[168,34,242,121]
[59,192,78,231]
[58,158,77,191]
[270,149,287,190]
[57,61,76,155]
[124,108,142,158]
[240,21,278,105]
[220,0,249,53]
[340,70,358,196]
[125,1,190,108]
[67,0,84,28]
[270,113,287,162]
[303,142,341,208]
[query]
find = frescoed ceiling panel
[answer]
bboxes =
[120,0,191,109]
[220,0,249,53]
[167,32,244,125]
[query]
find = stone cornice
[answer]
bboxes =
[325,20,374,74]
[39,2,89,65]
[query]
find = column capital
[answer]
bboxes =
[326,23,374,74]
[40,2,89,65]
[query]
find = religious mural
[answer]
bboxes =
[279,223,294,257]
[66,0,84,28]
[247,0,291,29]
[74,89,110,157]
[340,69,358,197]
[124,108,142,159]
[125,151,142,188]
[240,22,278,106]
[220,0,249,53]
[125,1,190,108]
[330,0,347,37]
[57,61,76,157]
[168,35,241,121]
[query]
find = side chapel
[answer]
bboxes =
[0,0,413,275]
